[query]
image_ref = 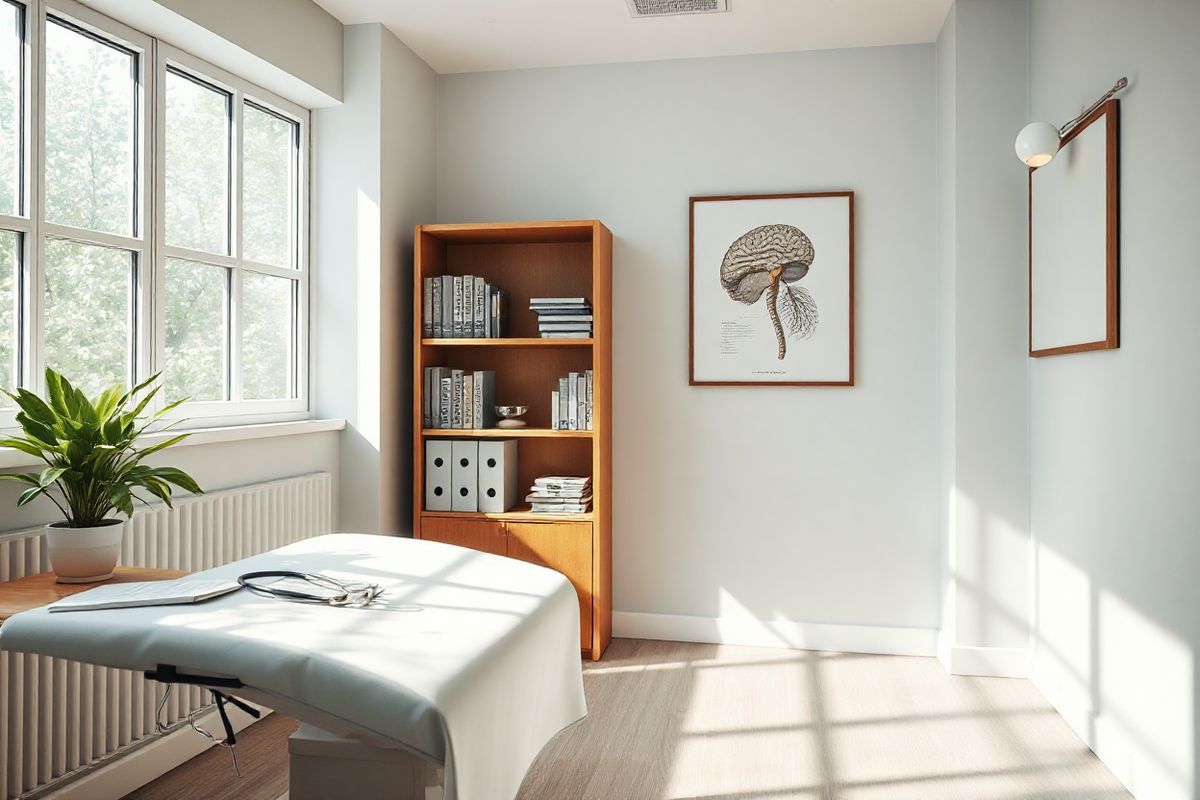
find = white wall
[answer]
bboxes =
[437,46,941,644]
[1027,1,1200,797]
[81,0,343,107]
[935,0,1032,677]
[312,24,436,535]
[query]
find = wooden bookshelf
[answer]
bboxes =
[412,220,612,660]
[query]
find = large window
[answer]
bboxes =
[0,0,309,425]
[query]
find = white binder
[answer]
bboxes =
[451,440,479,512]
[478,440,519,513]
[425,441,452,511]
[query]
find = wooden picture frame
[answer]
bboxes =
[689,192,855,386]
[1029,99,1120,357]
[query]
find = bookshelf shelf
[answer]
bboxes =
[420,507,595,523]
[422,337,592,348]
[413,219,612,661]
[422,428,593,439]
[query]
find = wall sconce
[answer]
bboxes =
[1015,77,1128,167]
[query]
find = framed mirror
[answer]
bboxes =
[1029,99,1119,357]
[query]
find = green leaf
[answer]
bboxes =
[0,437,48,458]
[38,466,67,487]
[13,389,58,427]
[108,484,134,517]
[93,384,126,422]
[0,473,41,487]
[134,434,190,461]
[45,369,71,416]
[124,384,161,423]
[17,486,48,507]
[16,413,58,448]
[142,466,204,496]
[151,396,188,421]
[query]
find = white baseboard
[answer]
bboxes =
[42,704,269,799]
[939,644,1029,678]
[613,611,938,657]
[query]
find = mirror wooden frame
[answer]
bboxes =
[1028,99,1120,357]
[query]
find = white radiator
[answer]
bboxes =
[0,472,333,799]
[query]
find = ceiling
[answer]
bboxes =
[312,0,955,74]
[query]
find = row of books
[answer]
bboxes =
[423,368,496,429]
[422,276,508,338]
[551,370,593,431]
[532,297,592,339]
[527,476,591,514]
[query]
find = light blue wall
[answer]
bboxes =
[438,45,942,633]
[1028,1,1200,797]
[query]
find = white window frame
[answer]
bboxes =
[154,43,309,421]
[0,0,310,430]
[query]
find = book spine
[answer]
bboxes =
[551,390,559,430]
[451,277,462,338]
[483,283,493,339]
[497,289,507,337]
[568,372,579,430]
[452,370,464,428]
[586,369,593,431]
[473,277,486,338]
[472,371,483,429]
[427,369,436,431]
[423,277,433,338]
[480,371,496,427]
[463,276,474,338]
[558,377,569,430]
[439,378,452,428]
[431,277,442,337]
[441,277,453,340]
[490,287,498,337]
[463,372,474,430]
[435,368,447,429]
[577,373,586,432]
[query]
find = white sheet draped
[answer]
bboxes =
[0,533,587,800]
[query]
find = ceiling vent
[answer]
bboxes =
[625,0,731,18]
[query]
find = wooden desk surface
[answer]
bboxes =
[0,567,187,624]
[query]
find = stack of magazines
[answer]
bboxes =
[422,275,507,338]
[530,297,592,339]
[527,476,591,514]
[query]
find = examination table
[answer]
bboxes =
[0,533,588,800]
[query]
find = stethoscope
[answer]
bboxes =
[237,570,384,607]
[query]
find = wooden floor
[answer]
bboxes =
[126,639,1132,800]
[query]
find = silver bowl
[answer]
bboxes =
[495,405,528,429]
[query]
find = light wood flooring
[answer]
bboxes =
[126,639,1132,800]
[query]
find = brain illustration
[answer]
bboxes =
[720,224,819,360]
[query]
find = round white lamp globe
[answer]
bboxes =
[1015,121,1061,167]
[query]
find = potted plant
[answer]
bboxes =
[1,369,203,583]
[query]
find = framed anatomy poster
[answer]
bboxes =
[689,192,854,385]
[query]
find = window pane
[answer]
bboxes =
[165,70,229,254]
[241,272,292,399]
[0,230,16,408]
[242,104,294,267]
[44,19,136,236]
[44,239,131,396]
[165,259,226,402]
[0,2,20,217]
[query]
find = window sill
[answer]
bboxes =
[0,418,346,470]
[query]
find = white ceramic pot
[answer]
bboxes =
[45,520,124,584]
